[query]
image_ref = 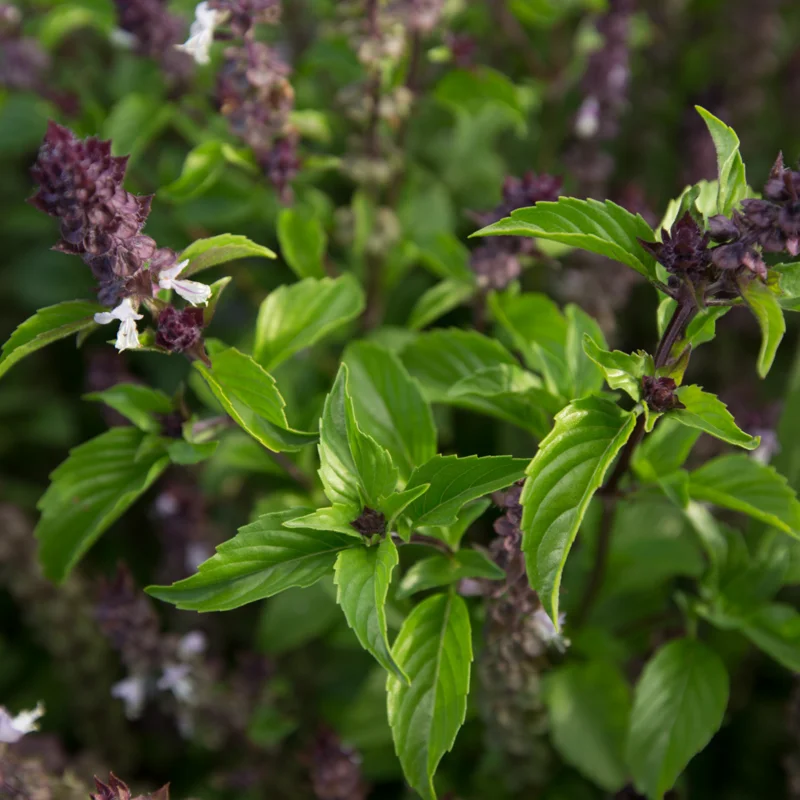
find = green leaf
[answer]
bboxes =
[35,428,169,582]
[566,304,607,398]
[334,537,407,681]
[103,94,173,166]
[418,499,491,549]
[0,300,103,380]
[402,455,528,530]
[166,440,218,465]
[194,346,318,452]
[408,280,475,330]
[741,279,786,378]
[378,485,431,530]
[147,509,356,611]
[543,661,631,792]
[583,336,652,403]
[418,234,474,283]
[160,140,226,201]
[277,207,327,279]
[522,395,638,627]
[401,328,518,402]
[672,385,760,450]
[257,579,339,655]
[632,418,700,481]
[387,591,473,800]
[84,383,174,432]
[626,638,729,799]
[446,364,562,437]
[473,198,657,280]
[773,261,800,300]
[254,275,365,371]
[729,603,800,672]
[489,290,569,396]
[343,341,436,479]
[695,106,748,216]
[203,276,232,325]
[179,233,276,278]
[687,454,800,537]
[284,504,362,537]
[318,364,398,510]
[397,550,504,598]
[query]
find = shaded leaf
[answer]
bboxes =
[36,428,169,582]
[688,454,800,537]
[277,207,327,279]
[0,300,103,380]
[626,638,728,799]
[84,383,174,432]
[408,279,475,330]
[397,550,504,598]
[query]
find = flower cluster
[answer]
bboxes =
[0,4,48,92]
[208,0,281,37]
[113,0,194,81]
[349,506,387,537]
[469,173,563,290]
[642,376,684,412]
[30,122,209,355]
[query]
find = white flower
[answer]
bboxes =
[157,260,211,306]
[111,675,148,720]
[532,608,570,653]
[178,631,207,660]
[0,702,45,743]
[158,664,195,703]
[94,298,143,352]
[176,2,225,65]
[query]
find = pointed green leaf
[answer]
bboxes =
[522,396,638,627]
[203,276,232,325]
[543,661,631,792]
[408,279,475,330]
[379,484,431,530]
[741,279,785,378]
[36,428,169,582]
[687,454,800,537]
[277,207,327,279]
[147,509,355,611]
[179,233,276,277]
[732,603,800,672]
[633,418,700,481]
[254,274,365,371]
[695,106,748,216]
[284,505,362,537]
[627,638,729,799]
[160,140,226,201]
[583,336,652,403]
[401,328,518,402]
[343,341,436,479]
[397,550,504,598]
[402,455,528,530]
[672,385,760,450]
[318,364,398,509]
[166,439,218,465]
[387,591,473,800]
[0,300,103,380]
[489,290,569,395]
[195,346,317,452]
[334,537,407,682]
[84,383,174,432]
[473,198,657,280]
[418,499,491,549]
[446,364,561,437]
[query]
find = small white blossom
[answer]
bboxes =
[94,298,143,352]
[157,259,211,306]
[178,631,208,660]
[111,675,148,720]
[532,608,570,653]
[176,2,224,65]
[0,702,45,743]
[158,664,195,703]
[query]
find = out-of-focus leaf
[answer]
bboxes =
[277,207,327,279]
